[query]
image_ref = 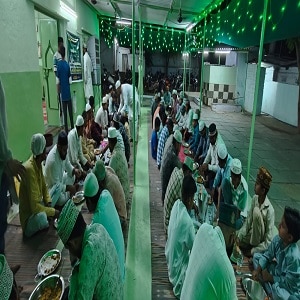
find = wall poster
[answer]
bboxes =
[66,31,82,81]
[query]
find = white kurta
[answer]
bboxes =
[44,145,75,206]
[181,223,237,300]
[165,200,195,298]
[204,133,224,173]
[68,128,87,170]
[118,83,139,120]
[83,52,94,100]
[95,106,108,129]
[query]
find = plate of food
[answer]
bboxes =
[36,249,61,280]
[94,149,101,155]
[184,149,191,156]
[196,175,205,184]
[193,162,199,171]
[72,191,84,205]
[182,142,189,148]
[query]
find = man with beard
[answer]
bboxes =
[45,131,82,208]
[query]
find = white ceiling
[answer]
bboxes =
[90,0,214,30]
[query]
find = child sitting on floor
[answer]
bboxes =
[252,206,300,299]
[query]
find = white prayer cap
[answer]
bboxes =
[84,173,99,197]
[31,133,46,157]
[179,91,184,98]
[173,124,179,132]
[173,130,182,144]
[102,96,108,104]
[75,115,84,127]
[193,113,199,120]
[85,103,91,112]
[108,127,117,139]
[57,200,80,245]
[231,158,242,175]
[217,143,228,160]
[93,160,106,181]
[109,85,113,90]
[172,89,177,95]
[198,121,205,132]
[115,80,121,89]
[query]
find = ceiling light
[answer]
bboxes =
[215,50,230,54]
[186,23,195,32]
[60,1,77,18]
[116,19,131,26]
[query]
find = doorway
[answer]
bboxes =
[35,10,60,129]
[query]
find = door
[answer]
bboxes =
[38,16,59,126]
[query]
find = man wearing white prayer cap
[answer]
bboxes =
[83,173,125,281]
[181,223,237,299]
[68,115,93,172]
[189,113,200,154]
[83,42,94,103]
[95,96,109,137]
[210,143,232,205]
[195,120,209,165]
[19,133,60,237]
[57,200,123,298]
[107,127,130,207]
[116,80,140,141]
[221,158,248,230]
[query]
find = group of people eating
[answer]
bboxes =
[0,76,139,299]
[151,85,300,299]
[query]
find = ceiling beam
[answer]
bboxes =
[164,0,176,27]
[109,0,199,16]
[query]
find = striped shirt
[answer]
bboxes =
[156,125,170,167]
[164,167,184,232]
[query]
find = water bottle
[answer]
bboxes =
[236,253,244,275]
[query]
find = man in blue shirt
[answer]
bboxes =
[195,121,209,165]
[57,46,74,133]
[189,113,200,154]
[252,206,300,299]
[151,117,161,160]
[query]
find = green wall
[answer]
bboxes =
[1,73,45,161]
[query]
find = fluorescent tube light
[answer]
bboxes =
[60,1,77,18]
[116,19,131,26]
[204,51,209,54]
[215,50,230,54]
[186,23,195,32]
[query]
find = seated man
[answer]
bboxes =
[81,110,96,166]
[237,166,274,256]
[44,131,81,208]
[164,156,194,233]
[19,134,59,237]
[84,173,125,281]
[108,127,130,207]
[252,206,300,299]
[68,115,93,172]
[160,130,182,205]
[0,254,20,300]
[181,223,237,300]
[194,121,209,165]
[95,96,109,137]
[221,158,248,230]
[165,175,197,298]
[156,118,173,169]
[57,200,123,299]
[188,113,199,154]
[211,143,232,205]
[93,160,127,230]
[200,123,224,189]
[151,117,161,160]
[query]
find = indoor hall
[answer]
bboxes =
[1,0,300,299]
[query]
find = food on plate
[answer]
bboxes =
[94,149,101,155]
[197,176,204,184]
[182,142,189,148]
[41,253,60,275]
[39,286,62,300]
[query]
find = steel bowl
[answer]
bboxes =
[242,277,268,300]
[29,274,64,300]
[73,191,85,205]
[35,249,61,281]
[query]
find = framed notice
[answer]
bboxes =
[66,31,82,81]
